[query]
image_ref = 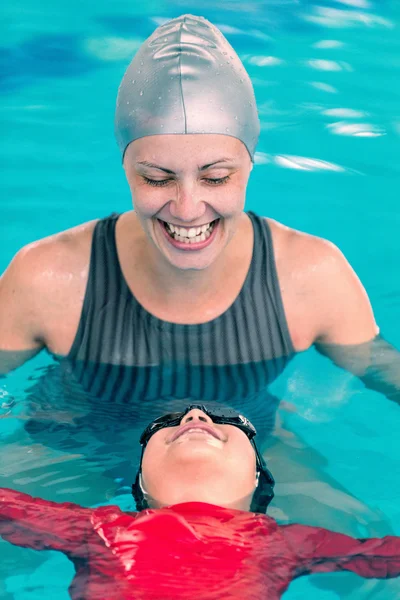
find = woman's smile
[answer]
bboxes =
[157,217,221,251]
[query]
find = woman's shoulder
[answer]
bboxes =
[258,215,337,267]
[12,218,99,276]
[12,211,131,271]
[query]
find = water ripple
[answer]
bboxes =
[303,6,395,29]
[326,121,386,136]
[323,108,366,118]
[248,56,283,67]
[310,81,339,93]
[307,59,352,71]
[255,152,346,172]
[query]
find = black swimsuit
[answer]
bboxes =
[57,210,295,437]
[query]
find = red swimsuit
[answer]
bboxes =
[1,488,399,600]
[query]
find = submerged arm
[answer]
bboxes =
[302,239,400,405]
[282,523,400,579]
[317,335,400,406]
[0,488,92,556]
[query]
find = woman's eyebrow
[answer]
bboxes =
[200,159,233,170]
[136,161,174,174]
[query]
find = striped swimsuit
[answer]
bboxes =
[57,210,295,438]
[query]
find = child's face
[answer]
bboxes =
[140,408,257,509]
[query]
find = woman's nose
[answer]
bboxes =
[180,409,213,426]
[168,184,206,223]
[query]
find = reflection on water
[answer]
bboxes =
[327,120,385,136]
[255,151,346,172]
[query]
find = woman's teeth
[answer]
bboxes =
[164,220,217,243]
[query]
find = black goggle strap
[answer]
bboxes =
[132,444,147,509]
[250,439,275,512]
[251,440,275,486]
[251,472,275,512]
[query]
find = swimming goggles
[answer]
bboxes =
[132,404,275,514]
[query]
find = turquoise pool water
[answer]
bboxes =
[1,1,400,598]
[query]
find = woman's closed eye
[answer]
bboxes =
[142,176,231,187]
[204,176,230,186]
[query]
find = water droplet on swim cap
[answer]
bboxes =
[115,14,260,161]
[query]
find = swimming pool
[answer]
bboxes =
[1,1,400,598]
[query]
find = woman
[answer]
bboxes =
[0,15,383,423]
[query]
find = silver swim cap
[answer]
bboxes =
[115,14,260,161]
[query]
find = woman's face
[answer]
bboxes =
[140,408,258,509]
[123,134,253,272]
